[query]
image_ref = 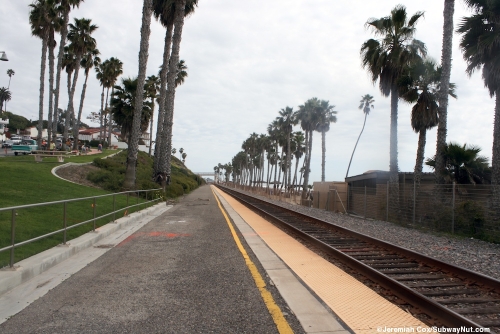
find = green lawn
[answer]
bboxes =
[0,149,161,267]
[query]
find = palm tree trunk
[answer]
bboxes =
[492,90,500,185]
[37,33,48,147]
[52,8,70,144]
[414,128,427,188]
[287,131,291,191]
[148,97,155,156]
[63,70,73,143]
[321,130,326,182]
[292,154,300,192]
[67,57,82,150]
[107,87,114,146]
[154,23,174,177]
[162,0,187,185]
[99,86,105,142]
[124,0,154,190]
[74,71,89,144]
[302,130,313,200]
[346,113,368,178]
[435,0,455,184]
[47,32,55,144]
[300,130,309,199]
[103,87,110,141]
[389,84,400,218]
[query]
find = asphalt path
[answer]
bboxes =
[0,185,304,333]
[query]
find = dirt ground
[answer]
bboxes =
[55,164,102,188]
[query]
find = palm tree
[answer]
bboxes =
[361,4,426,209]
[315,100,337,182]
[435,0,456,184]
[277,106,296,191]
[400,59,457,187]
[52,0,84,145]
[29,0,52,146]
[346,95,374,178]
[111,77,153,144]
[106,57,124,146]
[181,152,187,163]
[124,0,155,190]
[62,46,77,142]
[5,69,15,113]
[457,1,500,185]
[179,147,184,159]
[295,97,321,199]
[73,47,100,145]
[160,0,197,187]
[65,17,97,149]
[291,131,306,192]
[145,74,160,156]
[95,59,110,142]
[426,143,490,184]
[0,88,11,114]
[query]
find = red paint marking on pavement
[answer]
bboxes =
[117,231,190,247]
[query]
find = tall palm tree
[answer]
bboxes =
[160,0,197,186]
[106,57,123,146]
[277,106,296,191]
[435,0,456,184]
[457,0,500,185]
[295,97,321,199]
[291,131,306,191]
[62,46,77,141]
[361,4,426,208]
[346,95,374,178]
[5,69,15,113]
[315,100,337,182]
[52,0,84,145]
[95,59,110,142]
[65,17,97,149]
[73,47,100,144]
[145,74,160,156]
[400,59,457,187]
[124,0,155,190]
[29,0,52,146]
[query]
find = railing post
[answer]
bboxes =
[93,197,97,232]
[386,181,389,222]
[10,209,16,268]
[127,192,129,208]
[413,179,416,225]
[113,194,116,223]
[137,191,139,205]
[63,202,67,244]
[452,182,455,234]
[364,186,367,219]
[326,190,330,211]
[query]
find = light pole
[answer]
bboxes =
[0,52,8,62]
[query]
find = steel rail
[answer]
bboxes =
[216,185,498,328]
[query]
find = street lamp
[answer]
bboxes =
[0,52,8,61]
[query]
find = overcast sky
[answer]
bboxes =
[0,1,494,183]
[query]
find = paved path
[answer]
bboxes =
[0,185,305,333]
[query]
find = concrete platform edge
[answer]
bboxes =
[213,189,350,334]
[0,202,170,297]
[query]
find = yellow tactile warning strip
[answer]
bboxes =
[214,187,431,334]
[211,188,294,334]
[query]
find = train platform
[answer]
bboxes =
[0,185,429,333]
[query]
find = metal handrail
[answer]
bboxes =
[1,188,163,268]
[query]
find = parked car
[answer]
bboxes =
[2,140,14,148]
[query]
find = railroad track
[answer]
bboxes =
[216,185,500,330]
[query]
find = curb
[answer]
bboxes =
[0,202,168,297]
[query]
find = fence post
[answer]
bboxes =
[63,202,67,244]
[326,190,330,211]
[317,191,320,209]
[10,209,16,268]
[413,178,416,225]
[452,181,455,234]
[364,186,367,219]
[113,194,116,223]
[346,185,349,213]
[93,197,97,232]
[386,181,389,222]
